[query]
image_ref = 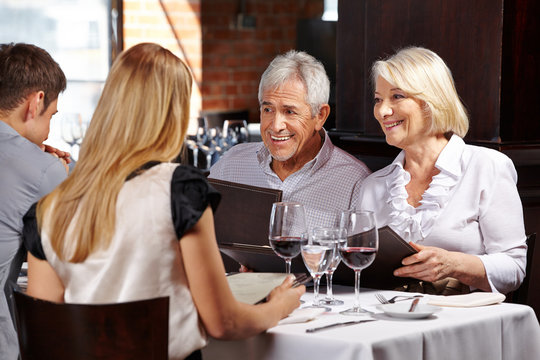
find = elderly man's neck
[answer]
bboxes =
[271,130,324,181]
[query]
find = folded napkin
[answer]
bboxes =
[427,292,505,307]
[277,307,326,325]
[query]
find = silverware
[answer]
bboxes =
[292,274,312,288]
[306,319,376,333]
[375,293,423,304]
[408,298,420,312]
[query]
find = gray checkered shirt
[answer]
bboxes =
[209,131,371,231]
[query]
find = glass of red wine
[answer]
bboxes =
[269,202,309,273]
[338,210,378,315]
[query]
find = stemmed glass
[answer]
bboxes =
[305,227,345,310]
[268,202,309,274]
[338,210,378,315]
[61,113,84,157]
[195,118,221,170]
[222,119,249,147]
[185,136,199,168]
[314,227,347,306]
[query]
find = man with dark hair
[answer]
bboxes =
[0,42,70,358]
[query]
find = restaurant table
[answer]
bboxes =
[202,286,540,360]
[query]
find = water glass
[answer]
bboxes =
[301,237,333,310]
[312,227,347,306]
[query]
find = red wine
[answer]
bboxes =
[339,247,377,270]
[269,236,307,259]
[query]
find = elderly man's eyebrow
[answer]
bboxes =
[283,104,298,110]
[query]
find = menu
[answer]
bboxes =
[226,272,291,304]
[332,226,418,289]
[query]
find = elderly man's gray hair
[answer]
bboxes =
[258,50,330,117]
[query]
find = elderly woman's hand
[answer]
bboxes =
[393,242,491,291]
[393,243,458,282]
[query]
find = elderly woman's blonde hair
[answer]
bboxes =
[38,43,193,262]
[372,46,469,138]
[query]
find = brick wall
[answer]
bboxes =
[123,0,323,131]
[123,0,202,133]
[201,0,323,123]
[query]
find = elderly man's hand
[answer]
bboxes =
[41,144,71,173]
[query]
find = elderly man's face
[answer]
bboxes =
[260,79,324,164]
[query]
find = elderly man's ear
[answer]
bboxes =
[314,104,330,131]
[24,91,45,122]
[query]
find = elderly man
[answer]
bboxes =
[0,43,69,359]
[210,50,371,229]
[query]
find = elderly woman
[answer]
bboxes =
[358,46,527,294]
[23,43,304,360]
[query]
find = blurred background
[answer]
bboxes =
[0,0,338,159]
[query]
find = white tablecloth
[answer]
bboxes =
[202,286,540,360]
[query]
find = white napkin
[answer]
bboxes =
[277,307,326,325]
[427,292,505,307]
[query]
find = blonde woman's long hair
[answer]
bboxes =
[37,43,193,262]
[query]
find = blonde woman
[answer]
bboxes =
[358,46,527,294]
[23,43,304,360]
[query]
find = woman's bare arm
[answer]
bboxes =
[27,252,65,302]
[180,207,304,339]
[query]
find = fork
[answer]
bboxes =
[292,273,312,288]
[375,293,423,304]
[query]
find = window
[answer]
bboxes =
[0,0,120,159]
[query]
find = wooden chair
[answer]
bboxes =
[13,291,169,360]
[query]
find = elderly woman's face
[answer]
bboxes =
[373,76,430,150]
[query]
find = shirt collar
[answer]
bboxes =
[390,134,464,178]
[0,120,19,136]
[435,134,464,178]
[256,129,332,176]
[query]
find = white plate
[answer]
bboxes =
[377,303,442,319]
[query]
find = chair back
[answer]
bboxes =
[13,291,169,360]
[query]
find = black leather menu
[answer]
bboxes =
[219,243,306,273]
[207,178,285,272]
[332,226,418,290]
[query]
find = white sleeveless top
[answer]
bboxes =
[37,163,219,359]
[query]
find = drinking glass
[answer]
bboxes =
[222,119,249,146]
[301,236,334,311]
[184,137,199,168]
[60,113,86,160]
[268,202,309,273]
[338,210,378,315]
[313,227,347,306]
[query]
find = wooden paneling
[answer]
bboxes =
[501,0,540,141]
[337,0,505,142]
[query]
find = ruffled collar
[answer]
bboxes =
[386,135,465,242]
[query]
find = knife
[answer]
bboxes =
[306,319,376,333]
[409,298,420,312]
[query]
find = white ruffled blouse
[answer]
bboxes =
[358,135,527,294]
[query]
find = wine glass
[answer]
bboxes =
[184,136,199,168]
[301,237,333,311]
[338,210,378,315]
[222,119,249,146]
[268,202,309,274]
[60,113,85,160]
[313,227,347,306]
